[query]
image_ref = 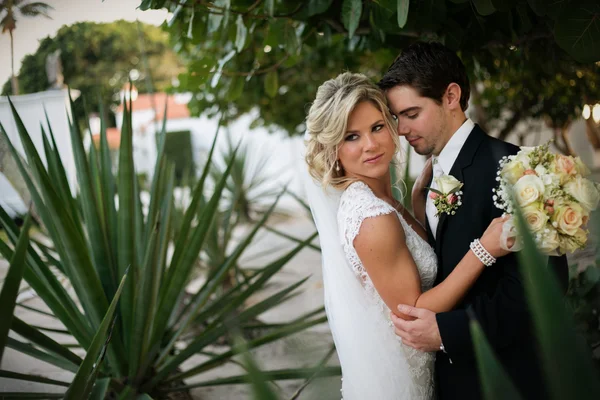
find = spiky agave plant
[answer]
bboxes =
[0,93,338,399]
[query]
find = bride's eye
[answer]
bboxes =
[345,134,359,141]
[372,124,384,132]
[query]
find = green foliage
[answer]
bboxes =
[141,0,600,136]
[470,199,600,400]
[0,94,332,398]
[2,20,183,126]
[163,130,196,184]
[471,45,600,139]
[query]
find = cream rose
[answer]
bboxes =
[575,157,591,177]
[552,202,584,236]
[435,175,463,194]
[564,176,600,211]
[514,175,545,207]
[522,204,548,233]
[502,161,525,185]
[537,227,560,254]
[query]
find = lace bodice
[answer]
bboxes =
[338,181,438,296]
[337,181,438,399]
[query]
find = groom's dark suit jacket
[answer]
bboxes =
[427,125,569,400]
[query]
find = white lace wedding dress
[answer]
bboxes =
[336,181,438,399]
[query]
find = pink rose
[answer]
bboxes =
[523,169,537,176]
[545,205,554,215]
[556,155,576,176]
[447,194,458,204]
[429,191,439,200]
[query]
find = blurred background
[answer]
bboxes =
[0,1,599,399]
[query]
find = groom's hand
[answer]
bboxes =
[391,304,441,352]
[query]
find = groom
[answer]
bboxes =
[378,42,569,400]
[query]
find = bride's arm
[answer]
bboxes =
[355,214,508,316]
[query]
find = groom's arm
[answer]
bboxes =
[436,248,569,362]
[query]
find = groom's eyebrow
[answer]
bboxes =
[397,106,420,116]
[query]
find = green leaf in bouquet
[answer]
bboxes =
[425,187,444,196]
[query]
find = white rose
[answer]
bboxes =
[435,174,463,194]
[537,227,560,254]
[564,176,600,212]
[514,175,545,207]
[514,148,534,169]
[534,164,547,176]
[501,160,525,185]
[522,204,548,233]
[541,172,560,188]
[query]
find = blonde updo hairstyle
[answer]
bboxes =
[305,72,400,190]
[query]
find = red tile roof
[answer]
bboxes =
[92,127,120,150]
[116,93,190,120]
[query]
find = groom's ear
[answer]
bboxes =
[443,83,462,110]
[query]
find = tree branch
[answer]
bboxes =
[497,109,524,141]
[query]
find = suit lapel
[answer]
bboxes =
[434,125,486,257]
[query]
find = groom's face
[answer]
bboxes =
[385,85,449,156]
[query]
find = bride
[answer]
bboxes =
[302,72,510,399]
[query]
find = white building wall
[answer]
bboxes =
[0,89,77,216]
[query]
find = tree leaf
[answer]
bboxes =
[307,0,333,16]
[526,0,546,16]
[472,0,496,16]
[341,0,362,38]
[265,0,274,16]
[227,76,245,101]
[235,15,247,52]
[555,2,600,63]
[264,70,279,98]
[397,0,410,28]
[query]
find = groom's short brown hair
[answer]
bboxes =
[378,41,471,111]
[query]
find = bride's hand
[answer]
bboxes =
[479,215,513,259]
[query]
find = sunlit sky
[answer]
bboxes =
[0,0,170,86]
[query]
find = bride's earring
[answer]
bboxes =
[335,161,341,172]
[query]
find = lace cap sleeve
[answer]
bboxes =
[337,181,396,276]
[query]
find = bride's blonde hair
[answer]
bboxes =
[305,72,400,190]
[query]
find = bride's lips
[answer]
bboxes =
[364,154,384,164]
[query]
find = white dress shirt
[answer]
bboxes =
[426,118,475,239]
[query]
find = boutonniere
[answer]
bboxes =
[427,175,464,216]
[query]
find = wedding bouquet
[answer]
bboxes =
[493,142,600,255]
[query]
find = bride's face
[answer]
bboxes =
[337,101,396,182]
